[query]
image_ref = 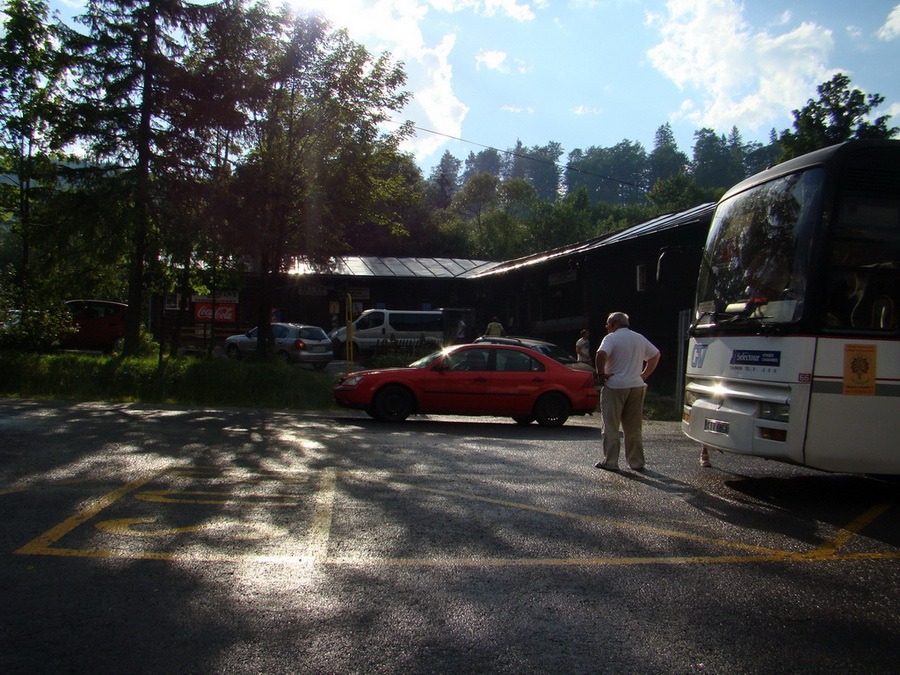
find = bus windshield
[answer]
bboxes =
[694,168,823,330]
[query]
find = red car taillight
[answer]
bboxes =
[294,340,306,350]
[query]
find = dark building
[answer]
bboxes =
[158,203,715,392]
[467,203,715,391]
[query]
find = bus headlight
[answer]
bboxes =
[759,402,789,422]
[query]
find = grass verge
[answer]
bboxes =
[0,349,680,420]
[0,351,338,410]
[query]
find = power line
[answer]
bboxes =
[406,123,648,193]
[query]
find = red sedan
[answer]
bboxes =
[334,343,598,426]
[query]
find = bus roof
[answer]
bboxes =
[719,139,900,203]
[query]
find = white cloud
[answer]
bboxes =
[501,105,534,113]
[646,0,834,133]
[573,105,603,115]
[426,0,539,21]
[775,11,791,26]
[401,33,471,158]
[476,49,509,71]
[877,4,900,40]
[288,1,470,160]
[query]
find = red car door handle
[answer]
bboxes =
[474,377,489,382]
[532,377,545,382]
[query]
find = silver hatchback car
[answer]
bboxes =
[224,322,333,368]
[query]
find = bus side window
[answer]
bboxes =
[859,265,899,329]
[826,267,899,330]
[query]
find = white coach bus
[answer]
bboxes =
[682,140,900,474]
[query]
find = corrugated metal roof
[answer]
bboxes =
[284,203,714,281]
[288,256,502,279]
[470,202,716,278]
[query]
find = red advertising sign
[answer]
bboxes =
[194,303,236,322]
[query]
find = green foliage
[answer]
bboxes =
[426,150,462,209]
[2,0,895,343]
[779,73,899,161]
[367,339,437,369]
[691,128,745,189]
[643,390,680,421]
[565,140,649,206]
[648,173,720,213]
[0,351,337,409]
[112,325,158,358]
[0,309,73,351]
[0,349,682,420]
[0,270,74,351]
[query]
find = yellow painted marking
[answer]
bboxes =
[133,489,300,506]
[14,471,164,555]
[803,501,894,558]
[305,469,337,563]
[95,517,207,536]
[361,476,792,557]
[167,468,310,484]
[95,517,287,540]
[17,547,900,565]
[10,467,898,567]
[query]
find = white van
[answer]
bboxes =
[329,309,445,358]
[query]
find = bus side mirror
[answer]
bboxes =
[656,250,668,284]
[657,245,702,284]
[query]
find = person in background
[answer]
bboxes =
[575,329,591,365]
[484,316,505,337]
[594,311,660,472]
[456,318,467,343]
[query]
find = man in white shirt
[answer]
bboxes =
[594,312,660,471]
[575,329,591,365]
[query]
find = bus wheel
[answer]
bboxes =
[371,385,414,422]
[534,392,570,427]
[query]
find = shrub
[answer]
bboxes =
[0,351,337,410]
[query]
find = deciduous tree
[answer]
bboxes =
[779,73,898,160]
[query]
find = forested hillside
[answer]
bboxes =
[1,0,896,354]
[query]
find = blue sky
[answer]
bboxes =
[47,1,900,174]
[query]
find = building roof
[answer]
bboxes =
[470,202,716,278]
[287,203,715,281]
[288,256,503,279]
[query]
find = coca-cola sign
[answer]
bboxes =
[194,303,236,322]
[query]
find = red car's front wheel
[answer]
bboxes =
[370,385,414,422]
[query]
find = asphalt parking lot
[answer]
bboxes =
[1,398,898,673]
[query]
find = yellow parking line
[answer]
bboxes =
[10,467,898,567]
[363,476,794,557]
[14,471,165,555]
[134,490,302,506]
[305,469,337,563]
[803,501,894,558]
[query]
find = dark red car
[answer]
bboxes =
[334,343,598,426]
[61,299,128,352]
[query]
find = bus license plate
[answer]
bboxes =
[704,418,730,435]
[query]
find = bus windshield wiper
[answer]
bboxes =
[721,298,768,321]
[688,309,719,335]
